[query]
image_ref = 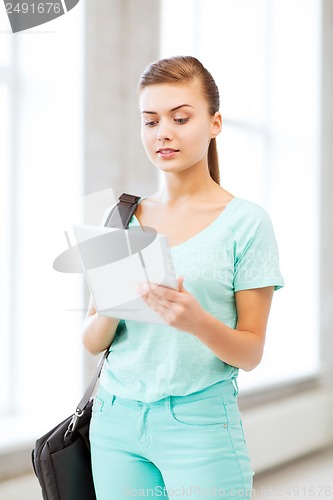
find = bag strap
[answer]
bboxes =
[104,193,141,229]
[65,192,141,437]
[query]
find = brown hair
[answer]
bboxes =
[138,56,220,185]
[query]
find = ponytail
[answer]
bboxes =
[208,138,220,185]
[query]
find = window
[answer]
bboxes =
[0,81,11,415]
[160,0,320,391]
[0,6,85,446]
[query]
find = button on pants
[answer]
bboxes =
[90,379,254,499]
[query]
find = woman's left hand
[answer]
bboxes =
[136,277,206,335]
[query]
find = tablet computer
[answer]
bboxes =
[72,223,178,325]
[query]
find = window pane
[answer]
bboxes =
[200,0,267,126]
[0,9,11,65]
[0,84,10,415]
[218,126,266,202]
[0,3,85,445]
[13,22,84,422]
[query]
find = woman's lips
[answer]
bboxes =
[156,148,180,159]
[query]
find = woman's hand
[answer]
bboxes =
[136,277,207,335]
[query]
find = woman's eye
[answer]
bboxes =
[174,118,189,124]
[144,120,158,127]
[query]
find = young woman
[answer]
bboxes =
[83,56,284,499]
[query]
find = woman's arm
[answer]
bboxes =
[82,295,120,355]
[192,286,274,371]
[137,280,275,371]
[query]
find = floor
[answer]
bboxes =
[0,447,332,499]
[252,446,333,499]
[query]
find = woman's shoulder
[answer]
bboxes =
[225,197,274,235]
[228,196,270,217]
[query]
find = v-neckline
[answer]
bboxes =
[132,196,239,250]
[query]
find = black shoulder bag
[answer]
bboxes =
[31,193,141,500]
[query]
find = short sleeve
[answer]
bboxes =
[233,208,284,292]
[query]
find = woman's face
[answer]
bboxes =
[139,81,221,174]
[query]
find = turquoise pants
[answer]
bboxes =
[90,378,254,499]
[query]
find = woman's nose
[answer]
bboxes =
[156,122,172,142]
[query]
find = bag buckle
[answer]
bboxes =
[64,408,84,439]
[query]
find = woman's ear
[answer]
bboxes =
[210,112,222,138]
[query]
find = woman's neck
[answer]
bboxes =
[157,175,221,206]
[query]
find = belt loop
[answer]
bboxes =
[231,377,239,397]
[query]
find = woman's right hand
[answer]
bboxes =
[82,295,120,355]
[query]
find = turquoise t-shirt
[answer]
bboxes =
[100,197,284,402]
